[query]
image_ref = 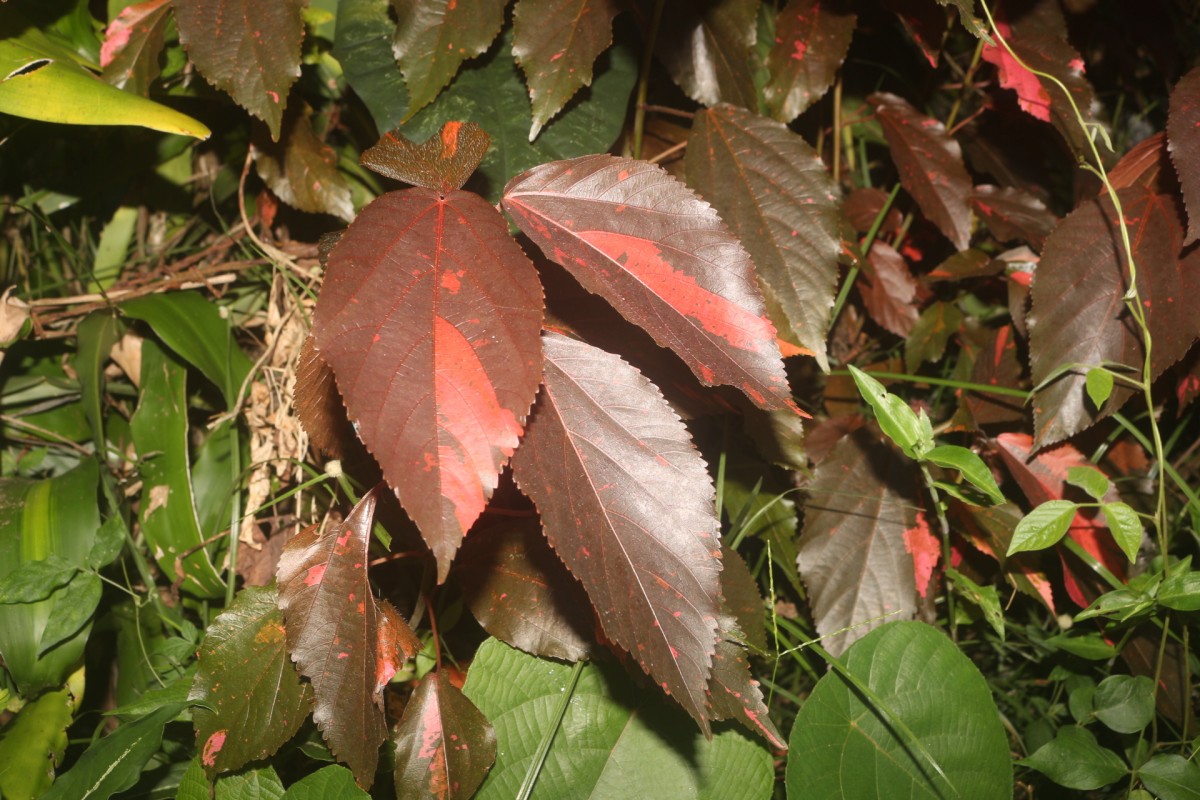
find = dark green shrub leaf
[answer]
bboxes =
[1008,500,1078,555]
[1092,675,1155,734]
[1102,502,1143,562]
[924,444,1004,505]
[463,638,773,799]
[37,572,101,655]
[0,685,73,800]
[786,620,1011,799]
[512,0,620,140]
[390,0,506,120]
[685,103,842,370]
[281,765,369,799]
[334,0,410,132]
[1157,569,1200,611]
[1018,726,1127,790]
[1043,632,1118,660]
[947,568,1004,639]
[214,765,285,800]
[1139,754,1200,800]
[173,0,304,140]
[190,586,314,777]
[0,555,77,603]
[393,671,496,800]
[764,0,856,123]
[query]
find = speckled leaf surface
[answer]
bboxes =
[254,105,354,221]
[361,121,490,193]
[655,0,758,109]
[1168,65,1200,245]
[99,0,171,95]
[763,0,856,123]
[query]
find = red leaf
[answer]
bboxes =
[685,104,843,370]
[1029,175,1200,446]
[277,491,422,788]
[174,0,304,140]
[254,104,354,221]
[904,512,939,598]
[970,184,1057,250]
[294,333,352,459]
[1109,132,1174,194]
[707,628,786,751]
[360,122,491,194]
[1168,65,1200,245]
[870,92,973,250]
[950,501,1057,613]
[100,0,171,95]
[763,0,857,124]
[885,0,947,68]
[843,187,903,236]
[454,519,595,662]
[994,433,1126,606]
[390,0,507,120]
[798,428,922,656]
[392,672,496,800]
[512,0,620,140]
[511,333,723,730]
[965,324,1027,428]
[503,154,797,412]
[981,26,1050,122]
[860,240,920,338]
[654,0,758,109]
[312,189,544,580]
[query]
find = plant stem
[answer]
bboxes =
[829,369,1030,399]
[829,184,901,338]
[832,76,844,184]
[516,660,584,800]
[920,464,956,641]
[632,0,666,161]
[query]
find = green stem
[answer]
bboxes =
[516,660,585,800]
[829,184,901,337]
[829,369,1031,399]
[225,424,241,608]
[920,464,956,641]
[631,0,666,161]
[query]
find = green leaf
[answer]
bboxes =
[121,292,252,409]
[786,620,1011,799]
[905,301,965,372]
[847,365,926,458]
[1085,367,1114,409]
[0,685,74,800]
[1139,754,1200,800]
[72,311,123,453]
[463,638,773,800]
[1102,502,1143,562]
[401,28,637,203]
[176,759,209,800]
[42,703,184,800]
[0,554,78,603]
[923,445,1004,505]
[214,765,285,800]
[1018,726,1127,790]
[947,568,1004,639]
[129,337,226,597]
[1158,569,1200,611]
[1066,465,1110,501]
[0,20,210,138]
[37,572,101,655]
[1042,632,1119,660]
[1092,675,1155,734]
[1008,500,1078,555]
[334,0,410,133]
[87,515,126,570]
[190,586,314,777]
[1074,587,1155,623]
[281,765,370,800]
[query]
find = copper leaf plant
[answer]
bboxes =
[2,0,1200,798]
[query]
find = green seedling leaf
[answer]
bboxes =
[947,568,1004,639]
[281,765,370,800]
[1042,632,1119,660]
[1008,500,1077,555]
[1102,502,1143,562]
[463,638,773,799]
[213,765,285,800]
[37,572,101,655]
[786,621,1011,799]
[0,554,78,603]
[1092,675,1155,734]
[191,586,314,777]
[42,703,184,800]
[0,684,74,800]
[1157,569,1200,611]
[1074,587,1155,623]
[923,445,1004,505]
[721,451,803,598]
[1139,754,1200,800]
[1085,367,1114,409]
[88,515,125,570]
[1018,726,1127,790]
[847,365,926,458]
[108,669,196,718]
[1066,465,1110,501]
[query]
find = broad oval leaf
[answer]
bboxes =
[798,428,921,656]
[511,333,723,729]
[390,0,506,120]
[655,0,758,110]
[861,240,920,338]
[786,621,1012,799]
[334,0,411,134]
[512,0,620,141]
[1092,674,1155,734]
[173,0,304,140]
[1168,65,1200,245]
[312,189,544,580]
[869,92,973,250]
[1101,502,1143,563]
[970,184,1057,250]
[685,104,842,370]
[190,586,314,777]
[763,0,857,124]
[276,492,422,788]
[1140,754,1200,799]
[1029,178,1200,446]
[1018,726,1126,790]
[281,765,370,800]
[1008,500,1078,555]
[923,444,1004,505]
[463,638,774,800]
[504,154,796,411]
[454,519,595,662]
[0,684,73,800]
[392,671,496,800]
[254,105,354,222]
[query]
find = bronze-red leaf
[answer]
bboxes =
[393,672,496,800]
[360,122,491,194]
